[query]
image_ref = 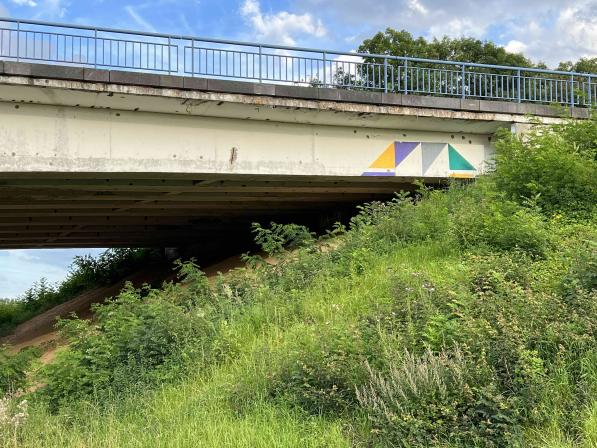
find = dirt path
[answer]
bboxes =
[1,254,251,359]
[1,264,176,350]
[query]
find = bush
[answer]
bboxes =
[0,248,164,337]
[251,222,315,256]
[0,347,40,394]
[40,263,217,410]
[450,186,551,257]
[266,326,368,416]
[492,117,596,217]
[0,301,26,337]
[348,190,452,250]
[357,347,520,447]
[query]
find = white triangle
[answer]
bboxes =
[395,143,422,176]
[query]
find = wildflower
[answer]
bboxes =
[0,394,29,432]
[422,282,436,292]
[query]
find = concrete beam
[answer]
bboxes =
[0,62,587,120]
[0,99,494,177]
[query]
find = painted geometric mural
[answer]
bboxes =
[361,141,483,178]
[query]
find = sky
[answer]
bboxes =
[0,0,595,298]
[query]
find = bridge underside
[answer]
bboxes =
[1,63,572,249]
[0,173,425,248]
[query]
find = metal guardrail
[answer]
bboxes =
[0,17,595,107]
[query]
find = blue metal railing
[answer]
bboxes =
[0,17,595,107]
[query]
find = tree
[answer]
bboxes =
[357,29,534,67]
[557,57,597,74]
[352,29,536,93]
[351,28,592,98]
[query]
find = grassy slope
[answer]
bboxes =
[14,243,454,447]
[10,239,596,447]
[2,118,596,447]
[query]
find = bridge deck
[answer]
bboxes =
[0,173,425,248]
[0,58,587,249]
[0,61,590,120]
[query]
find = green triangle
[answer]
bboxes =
[448,144,475,171]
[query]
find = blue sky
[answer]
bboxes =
[0,0,595,65]
[0,0,595,298]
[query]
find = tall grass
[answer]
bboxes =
[1,115,595,447]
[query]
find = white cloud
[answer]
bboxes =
[294,0,595,67]
[124,5,156,33]
[240,0,326,46]
[31,0,69,19]
[428,17,486,39]
[504,40,527,54]
[408,0,428,15]
[11,0,37,6]
[0,2,8,16]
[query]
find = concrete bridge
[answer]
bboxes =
[0,18,592,249]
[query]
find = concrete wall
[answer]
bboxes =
[0,100,493,178]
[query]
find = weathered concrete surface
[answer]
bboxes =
[0,61,581,249]
[0,62,588,120]
[0,99,493,177]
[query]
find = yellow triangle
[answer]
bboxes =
[369,143,395,169]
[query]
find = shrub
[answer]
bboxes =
[492,117,596,217]
[357,347,520,447]
[560,236,597,301]
[451,186,551,257]
[348,190,452,249]
[0,248,164,337]
[0,301,26,337]
[0,347,40,394]
[251,222,315,256]
[267,326,368,416]
[40,264,217,410]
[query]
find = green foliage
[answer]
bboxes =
[251,222,315,256]
[358,28,593,74]
[358,28,533,67]
[492,117,597,218]
[450,186,551,257]
[357,347,519,447]
[0,248,163,337]
[267,325,368,416]
[39,263,215,409]
[0,347,40,394]
[560,237,596,300]
[557,57,597,74]
[0,301,24,337]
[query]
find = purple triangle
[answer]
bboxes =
[394,142,419,167]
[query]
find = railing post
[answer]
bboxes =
[189,38,194,76]
[94,28,98,68]
[404,59,408,95]
[167,36,172,74]
[461,64,466,99]
[517,69,521,103]
[589,76,592,107]
[16,20,20,61]
[383,58,388,93]
[570,74,575,108]
[258,45,262,83]
[322,51,327,87]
